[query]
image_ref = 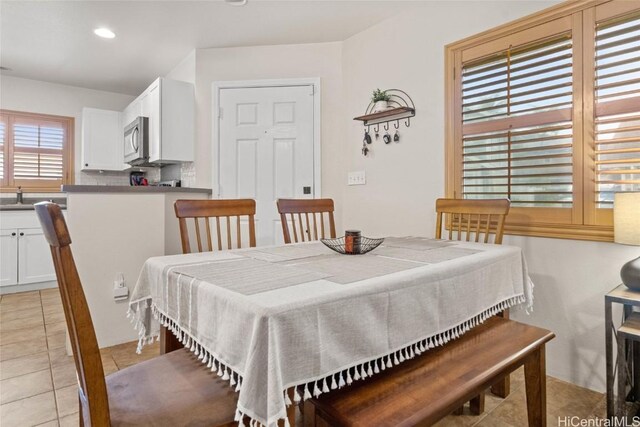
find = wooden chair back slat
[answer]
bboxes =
[194,218,203,252]
[435,199,510,245]
[34,202,110,426]
[216,217,222,250]
[236,216,241,249]
[277,199,337,244]
[205,220,213,252]
[297,213,304,242]
[174,199,257,253]
[290,214,297,243]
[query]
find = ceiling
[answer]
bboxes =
[0,1,415,95]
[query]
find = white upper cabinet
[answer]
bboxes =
[81,108,128,171]
[125,78,194,164]
[122,98,142,129]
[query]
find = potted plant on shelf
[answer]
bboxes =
[371,89,391,113]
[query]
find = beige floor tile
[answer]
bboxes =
[42,304,64,316]
[45,321,67,336]
[46,332,66,350]
[0,351,50,380]
[0,323,46,346]
[473,411,521,427]
[43,310,65,325]
[546,376,603,420]
[58,411,79,427]
[0,368,53,404]
[0,306,42,322]
[478,384,530,426]
[48,347,73,368]
[101,354,119,376]
[110,340,160,369]
[0,391,58,427]
[0,298,42,313]
[40,297,62,309]
[39,288,60,298]
[52,360,76,389]
[1,292,41,304]
[588,395,606,420]
[0,314,44,332]
[35,420,59,427]
[0,337,48,361]
[55,384,79,418]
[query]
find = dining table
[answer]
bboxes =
[128,236,534,427]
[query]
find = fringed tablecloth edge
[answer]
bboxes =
[127,292,527,427]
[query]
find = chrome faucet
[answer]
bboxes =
[16,186,23,204]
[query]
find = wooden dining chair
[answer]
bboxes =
[174,199,256,254]
[435,198,511,415]
[435,198,510,244]
[34,202,238,427]
[276,198,336,244]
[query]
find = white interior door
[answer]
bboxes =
[218,85,316,246]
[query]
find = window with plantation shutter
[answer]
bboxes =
[446,0,640,242]
[461,34,574,208]
[591,9,640,212]
[0,110,74,191]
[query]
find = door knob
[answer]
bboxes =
[11,232,16,236]
[19,232,24,236]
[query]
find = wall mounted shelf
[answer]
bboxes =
[353,89,416,128]
[354,106,415,126]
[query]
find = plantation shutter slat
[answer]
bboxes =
[594,10,640,208]
[461,32,574,208]
[12,120,65,183]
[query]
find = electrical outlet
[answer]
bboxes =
[348,171,366,186]
[114,273,125,288]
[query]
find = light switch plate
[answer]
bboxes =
[348,171,366,186]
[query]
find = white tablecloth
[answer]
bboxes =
[129,237,533,427]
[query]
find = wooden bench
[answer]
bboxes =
[304,317,554,427]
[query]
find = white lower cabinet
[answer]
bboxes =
[1,212,59,289]
[0,229,18,286]
[17,228,56,285]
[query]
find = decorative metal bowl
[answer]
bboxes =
[320,236,385,255]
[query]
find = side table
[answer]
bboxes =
[606,284,640,419]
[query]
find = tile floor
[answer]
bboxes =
[0,289,159,427]
[0,288,607,427]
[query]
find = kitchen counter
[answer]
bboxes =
[0,197,67,211]
[62,185,212,194]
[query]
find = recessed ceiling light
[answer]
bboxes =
[226,0,247,6]
[94,28,116,39]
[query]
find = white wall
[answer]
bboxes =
[192,42,345,230]
[340,1,638,392]
[0,76,135,186]
[166,49,196,85]
[66,191,208,348]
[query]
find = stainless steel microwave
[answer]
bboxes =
[124,117,149,165]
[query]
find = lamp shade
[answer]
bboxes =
[614,192,640,246]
